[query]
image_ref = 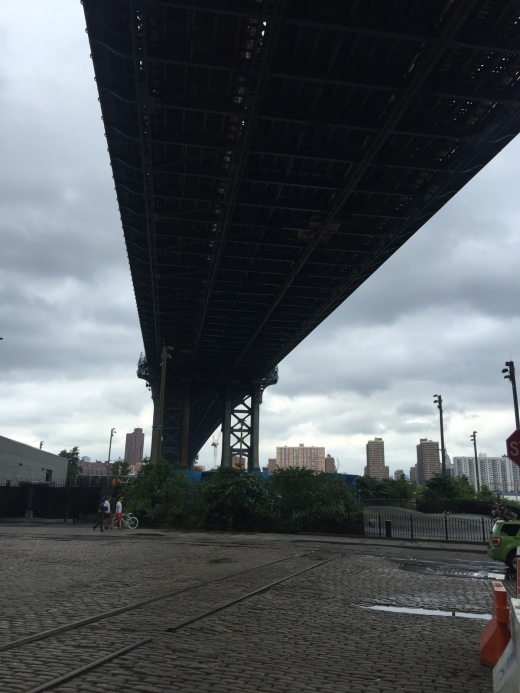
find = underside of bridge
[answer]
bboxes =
[84,0,520,467]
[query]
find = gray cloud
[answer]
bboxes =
[1,3,519,473]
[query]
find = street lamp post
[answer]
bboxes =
[108,428,116,467]
[470,431,480,493]
[502,361,520,430]
[433,395,446,475]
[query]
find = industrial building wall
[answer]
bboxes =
[0,436,67,481]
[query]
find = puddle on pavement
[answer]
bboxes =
[394,558,509,581]
[360,604,491,620]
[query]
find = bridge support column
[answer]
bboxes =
[221,388,232,467]
[150,396,160,464]
[180,383,191,469]
[249,383,261,472]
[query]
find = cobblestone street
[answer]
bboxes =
[0,526,496,693]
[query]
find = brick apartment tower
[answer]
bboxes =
[416,438,441,484]
[124,428,145,469]
[276,444,326,472]
[364,437,389,479]
[324,454,336,473]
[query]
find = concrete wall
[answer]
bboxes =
[0,436,68,481]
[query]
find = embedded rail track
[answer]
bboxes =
[3,553,338,693]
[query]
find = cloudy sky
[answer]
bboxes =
[1,2,519,475]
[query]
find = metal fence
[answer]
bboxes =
[0,476,132,488]
[364,511,494,543]
[0,483,105,522]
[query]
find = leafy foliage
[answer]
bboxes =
[356,475,422,502]
[202,468,273,531]
[123,463,363,533]
[111,458,132,476]
[422,474,478,503]
[59,446,82,480]
[124,458,202,527]
[271,467,362,533]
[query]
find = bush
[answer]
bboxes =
[271,468,362,533]
[201,468,274,531]
[124,458,202,528]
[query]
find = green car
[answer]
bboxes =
[488,520,520,569]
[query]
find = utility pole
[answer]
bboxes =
[107,428,116,467]
[151,345,173,464]
[470,431,480,493]
[433,395,446,475]
[502,361,520,430]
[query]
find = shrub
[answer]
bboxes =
[201,468,274,531]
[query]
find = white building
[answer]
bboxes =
[453,454,520,493]
[0,435,68,482]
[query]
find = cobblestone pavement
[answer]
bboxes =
[0,526,496,693]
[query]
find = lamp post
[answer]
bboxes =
[433,394,446,475]
[502,361,520,430]
[108,428,116,467]
[470,431,480,493]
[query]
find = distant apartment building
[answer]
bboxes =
[267,458,277,475]
[409,466,418,483]
[416,438,441,484]
[231,455,247,468]
[124,428,145,470]
[80,456,91,463]
[324,454,336,473]
[394,469,405,480]
[453,454,520,493]
[364,438,389,479]
[79,461,110,476]
[276,444,325,472]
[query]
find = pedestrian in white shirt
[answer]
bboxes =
[103,497,111,530]
[116,497,123,529]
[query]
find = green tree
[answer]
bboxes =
[422,473,476,503]
[272,467,361,532]
[124,458,202,527]
[59,446,82,480]
[111,458,132,475]
[476,484,500,502]
[202,467,273,531]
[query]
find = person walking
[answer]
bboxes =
[103,496,112,530]
[93,496,106,532]
[115,496,123,529]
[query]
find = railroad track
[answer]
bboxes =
[1,553,339,693]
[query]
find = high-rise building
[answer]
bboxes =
[364,438,389,479]
[124,428,145,469]
[416,438,441,484]
[409,466,418,483]
[453,454,520,493]
[324,454,336,473]
[276,444,325,472]
[394,469,405,480]
[267,458,277,475]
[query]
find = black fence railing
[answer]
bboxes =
[0,483,117,522]
[363,498,417,509]
[364,511,494,543]
[0,476,132,488]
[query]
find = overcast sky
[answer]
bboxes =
[1,2,519,475]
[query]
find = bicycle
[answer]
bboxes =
[111,513,139,529]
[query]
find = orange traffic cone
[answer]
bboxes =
[480,581,510,667]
